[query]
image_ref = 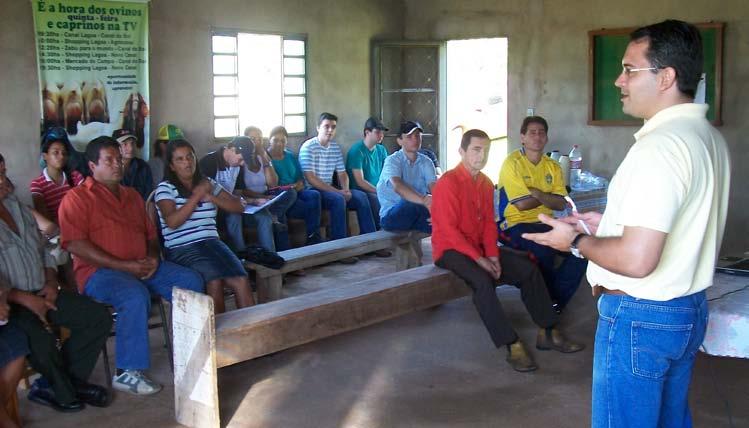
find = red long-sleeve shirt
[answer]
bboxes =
[431,163,499,262]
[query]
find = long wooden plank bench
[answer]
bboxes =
[245,230,429,302]
[172,264,469,428]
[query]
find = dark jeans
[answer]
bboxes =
[364,191,381,230]
[320,189,376,240]
[287,189,322,238]
[11,290,112,404]
[266,189,297,251]
[436,248,559,347]
[502,223,588,308]
[381,200,432,234]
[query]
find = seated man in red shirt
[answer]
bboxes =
[431,129,583,372]
[59,137,204,395]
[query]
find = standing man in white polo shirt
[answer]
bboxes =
[523,20,730,427]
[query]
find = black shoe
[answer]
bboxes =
[28,386,85,413]
[371,249,392,258]
[306,233,323,246]
[551,302,562,315]
[73,379,110,407]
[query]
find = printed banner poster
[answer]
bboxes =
[32,0,150,157]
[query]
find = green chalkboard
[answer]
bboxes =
[588,22,723,126]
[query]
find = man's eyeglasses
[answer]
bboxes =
[621,66,660,78]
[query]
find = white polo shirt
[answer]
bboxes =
[587,103,731,300]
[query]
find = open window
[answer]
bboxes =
[212,31,308,139]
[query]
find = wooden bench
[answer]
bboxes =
[244,230,428,302]
[172,264,469,428]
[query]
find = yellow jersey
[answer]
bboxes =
[498,149,567,230]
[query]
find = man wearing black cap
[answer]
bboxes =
[376,121,436,234]
[199,137,276,253]
[346,117,389,230]
[113,128,153,200]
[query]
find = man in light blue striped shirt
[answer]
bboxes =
[298,113,376,245]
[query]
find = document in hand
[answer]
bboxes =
[244,191,287,215]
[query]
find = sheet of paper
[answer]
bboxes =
[244,190,287,215]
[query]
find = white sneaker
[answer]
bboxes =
[112,370,162,395]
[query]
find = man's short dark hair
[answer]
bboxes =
[318,112,338,125]
[630,20,703,98]
[85,136,119,164]
[520,116,548,135]
[460,129,490,151]
[0,153,4,164]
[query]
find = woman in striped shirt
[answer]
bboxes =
[155,140,254,313]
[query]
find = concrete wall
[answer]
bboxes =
[0,0,403,203]
[403,0,748,254]
[1,0,746,253]
[0,1,42,202]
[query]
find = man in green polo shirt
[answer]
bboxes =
[346,117,389,229]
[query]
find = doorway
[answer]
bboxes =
[444,38,508,184]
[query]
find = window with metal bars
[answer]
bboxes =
[211,31,307,139]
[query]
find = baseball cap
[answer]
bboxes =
[364,117,389,132]
[112,128,137,144]
[157,124,184,141]
[399,121,423,136]
[229,136,255,165]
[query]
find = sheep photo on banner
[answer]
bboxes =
[32,0,150,157]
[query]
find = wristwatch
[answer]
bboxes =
[570,233,586,259]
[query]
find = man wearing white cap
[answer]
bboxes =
[113,128,153,200]
[376,121,436,234]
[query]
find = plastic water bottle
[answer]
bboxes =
[558,155,570,188]
[568,145,583,189]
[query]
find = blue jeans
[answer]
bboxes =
[320,189,376,240]
[266,190,297,251]
[381,200,432,234]
[502,223,587,308]
[223,208,275,252]
[592,291,708,428]
[287,189,322,237]
[83,261,204,370]
[364,191,381,230]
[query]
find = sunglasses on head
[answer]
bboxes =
[43,127,68,143]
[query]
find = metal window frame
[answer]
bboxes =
[210,29,308,140]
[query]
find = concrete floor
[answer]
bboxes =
[18,241,749,427]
